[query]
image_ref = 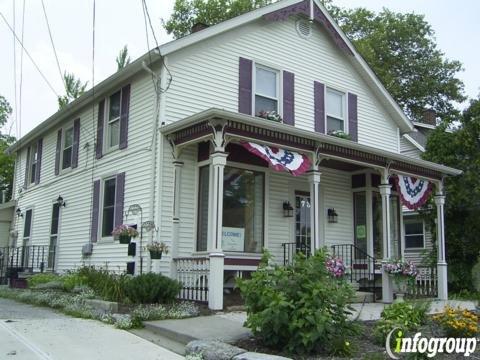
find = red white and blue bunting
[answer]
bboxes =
[395,176,433,210]
[241,142,311,176]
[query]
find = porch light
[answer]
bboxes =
[16,208,23,218]
[283,201,294,217]
[327,208,338,223]
[56,195,66,208]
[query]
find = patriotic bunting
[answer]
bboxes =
[395,175,433,210]
[241,142,311,176]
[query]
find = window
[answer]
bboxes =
[61,126,74,170]
[48,204,60,268]
[254,65,279,116]
[101,177,117,237]
[197,166,265,253]
[22,209,33,267]
[326,88,346,133]
[106,90,121,149]
[354,192,367,258]
[29,145,38,184]
[405,218,425,249]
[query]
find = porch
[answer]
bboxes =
[160,108,460,310]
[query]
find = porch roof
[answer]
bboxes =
[160,108,462,180]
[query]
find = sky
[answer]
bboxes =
[0,0,479,139]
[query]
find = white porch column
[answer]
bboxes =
[207,151,227,310]
[434,190,448,300]
[379,181,393,303]
[170,160,184,278]
[308,170,321,253]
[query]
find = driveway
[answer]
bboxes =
[0,298,184,360]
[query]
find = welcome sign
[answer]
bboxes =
[222,227,245,251]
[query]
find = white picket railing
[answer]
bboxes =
[408,266,438,298]
[174,257,209,303]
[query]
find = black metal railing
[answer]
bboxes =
[331,244,380,301]
[281,242,311,266]
[0,245,54,284]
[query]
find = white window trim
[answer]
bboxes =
[60,122,75,173]
[325,87,348,134]
[252,62,282,116]
[104,89,122,154]
[48,201,61,269]
[404,218,425,250]
[99,175,117,242]
[22,208,34,244]
[27,144,38,186]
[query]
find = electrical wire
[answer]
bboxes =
[0,11,60,98]
[11,0,18,137]
[17,0,25,142]
[40,0,66,92]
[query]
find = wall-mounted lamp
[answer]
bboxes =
[327,208,338,223]
[15,208,23,218]
[283,201,294,218]
[56,195,66,208]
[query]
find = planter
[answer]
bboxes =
[391,275,408,295]
[149,251,163,260]
[119,234,131,244]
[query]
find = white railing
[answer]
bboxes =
[174,257,209,303]
[408,266,438,298]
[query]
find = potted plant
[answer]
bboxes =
[146,241,169,260]
[112,224,139,244]
[328,130,352,140]
[383,259,418,301]
[257,110,283,122]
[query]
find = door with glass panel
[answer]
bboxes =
[48,203,60,269]
[295,192,311,256]
[372,192,401,260]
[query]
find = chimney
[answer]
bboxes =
[191,23,210,34]
[422,109,437,126]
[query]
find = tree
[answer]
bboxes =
[423,96,480,291]
[163,0,273,39]
[58,72,88,109]
[164,1,465,122]
[0,95,15,201]
[116,45,131,71]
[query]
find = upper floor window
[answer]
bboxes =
[106,90,121,149]
[326,88,346,133]
[101,177,117,238]
[404,218,425,249]
[29,145,38,185]
[62,126,74,170]
[254,65,279,116]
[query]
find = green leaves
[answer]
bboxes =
[57,72,88,109]
[0,95,15,200]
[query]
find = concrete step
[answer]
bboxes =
[129,328,187,356]
[351,291,375,303]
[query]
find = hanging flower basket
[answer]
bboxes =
[149,250,163,260]
[112,224,138,244]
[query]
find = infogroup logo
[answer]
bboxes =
[386,328,478,358]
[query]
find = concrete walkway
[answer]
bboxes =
[0,298,183,360]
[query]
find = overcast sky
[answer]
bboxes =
[1,0,479,138]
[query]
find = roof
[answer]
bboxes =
[161,108,462,178]
[8,0,413,154]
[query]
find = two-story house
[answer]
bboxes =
[4,0,460,309]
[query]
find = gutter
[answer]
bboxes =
[160,108,462,177]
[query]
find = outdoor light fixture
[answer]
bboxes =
[56,195,66,208]
[283,201,294,218]
[327,208,338,223]
[15,208,23,218]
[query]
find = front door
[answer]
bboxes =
[295,192,311,256]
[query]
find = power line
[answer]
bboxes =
[11,0,18,138]
[17,0,26,141]
[0,11,60,98]
[40,0,66,92]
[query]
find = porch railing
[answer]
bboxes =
[0,245,54,284]
[407,266,437,298]
[331,244,379,299]
[281,242,310,266]
[174,257,209,303]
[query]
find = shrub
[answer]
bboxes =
[237,249,357,355]
[131,302,200,322]
[472,256,480,292]
[73,266,129,302]
[373,301,430,344]
[62,272,89,292]
[433,306,479,337]
[124,273,182,304]
[27,273,61,288]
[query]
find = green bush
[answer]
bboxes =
[237,249,357,355]
[373,301,430,344]
[27,273,61,288]
[472,255,480,292]
[71,266,129,302]
[62,273,89,292]
[124,273,182,304]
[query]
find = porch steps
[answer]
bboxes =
[352,291,375,303]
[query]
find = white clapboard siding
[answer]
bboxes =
[400,137,422,159]
[166,16,400,152]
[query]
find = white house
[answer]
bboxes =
[4,0,461,309]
